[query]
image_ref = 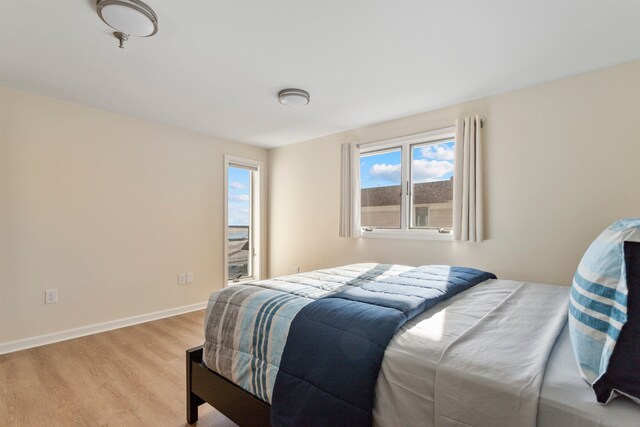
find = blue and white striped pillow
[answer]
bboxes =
[569,218,640,402]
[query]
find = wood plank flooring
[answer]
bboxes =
[0,310,237,427]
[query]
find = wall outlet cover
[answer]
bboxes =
[45,289,58,304]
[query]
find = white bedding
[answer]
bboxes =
[373,279,640,427]
[538,325,639,427]
[434,282,567,427]
[374,279,518,426]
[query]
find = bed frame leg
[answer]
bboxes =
[187,346,205,424]
[187,391,203,424]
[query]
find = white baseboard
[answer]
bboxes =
[0,301,207,355]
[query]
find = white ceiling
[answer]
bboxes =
[1,1,639,148]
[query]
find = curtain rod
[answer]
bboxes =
[356,119,485,149]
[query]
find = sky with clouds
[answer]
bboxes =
[228,167,251,226]
[360,140,454,189]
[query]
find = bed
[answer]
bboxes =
[186,263,640,426]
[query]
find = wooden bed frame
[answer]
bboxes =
[186,345,271,426]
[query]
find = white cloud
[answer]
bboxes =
[369,163,401,183]
[412,159,453,182]
[230,194,250,202]
[421,145,454,161]
[368,157,453,185]
[230,181,245,190]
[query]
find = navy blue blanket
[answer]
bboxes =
[270,265,496,426]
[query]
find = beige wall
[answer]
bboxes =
[0,87,268,343]
[269,61,640,285]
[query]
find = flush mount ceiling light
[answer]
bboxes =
[96,0,158,48]
[278,88,310,107]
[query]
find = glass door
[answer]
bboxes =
[225,157,260,284]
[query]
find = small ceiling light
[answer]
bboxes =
[278,88,310,107]
[96,0,158,48]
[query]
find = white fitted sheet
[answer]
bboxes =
[538,324,639,427]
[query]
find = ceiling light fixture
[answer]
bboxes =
[96,0,158,49]
[278,88,310,107]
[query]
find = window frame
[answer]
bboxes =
[359,126,455,241]
[224,155,262,286]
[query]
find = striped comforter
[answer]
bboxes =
[203,263,483,404]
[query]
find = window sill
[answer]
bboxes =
[361,230,453,241]
[227,278,256,286]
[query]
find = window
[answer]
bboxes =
[225,156,261,284]
[360,148,402,229]
[359,127,455,239]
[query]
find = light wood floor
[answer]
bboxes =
[0,311,237,427]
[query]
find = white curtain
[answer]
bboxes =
[339,142,361,238]
[453,116,484,242]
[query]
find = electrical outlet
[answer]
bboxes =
[186,272,193,284]
[45,289,57,304]
[178,273,186,285]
